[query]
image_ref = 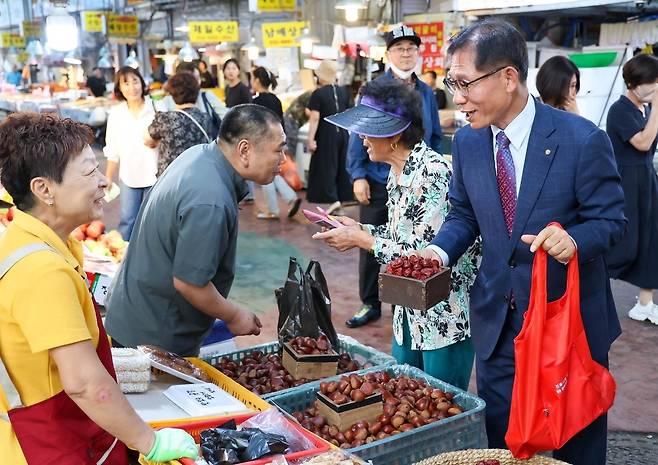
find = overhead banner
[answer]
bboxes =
[82,11,105,33]
[408,22,444,72]
[107,14,139,38]
[1,33,26,48]
[21,21,41,39]
[188,21,239,44]
[257,0,296,11]
[261,21,307,48]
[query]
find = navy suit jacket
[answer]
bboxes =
[431,100,627,362]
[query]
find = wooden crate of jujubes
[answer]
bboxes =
[379,256,450,310]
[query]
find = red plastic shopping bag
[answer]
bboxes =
[505,225,616,458]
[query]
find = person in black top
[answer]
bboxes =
[252,67,283,123]
[198,59,217,88]
[223,59,252,107]
[306,60,354,205]
[606,53,658,324]
[421,70,447,110]
[86,67,107,97]
[251,66,301,219]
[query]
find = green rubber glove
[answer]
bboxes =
[145,428,198,462]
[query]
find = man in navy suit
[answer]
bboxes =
[416,20,626,465]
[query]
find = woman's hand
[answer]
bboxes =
[562,96,579,115]
[312,225,373,252]
[307,140,317,153]
[333,215,359,227]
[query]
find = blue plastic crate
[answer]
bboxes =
[201,334,396,400]
[268,364,487,465]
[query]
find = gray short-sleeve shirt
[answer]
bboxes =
[104,142,248,356]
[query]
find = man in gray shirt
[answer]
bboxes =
[105,104,287,356]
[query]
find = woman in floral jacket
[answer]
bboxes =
[314,79,480,390]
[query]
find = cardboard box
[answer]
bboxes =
[378,267,451,310]
[282,342,339,380]
[316,391,383,430]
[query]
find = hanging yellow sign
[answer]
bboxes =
[82,11,105,33]
[21,21,41,38]
[261,21,306,48]
[188,21,239,44]
[257,0,296,12]
[1,33,26,48]
[107,14,139,38]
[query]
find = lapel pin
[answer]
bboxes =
[544,149,551,156]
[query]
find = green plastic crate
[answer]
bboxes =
[268,364,486,465]
[202,334,396,400]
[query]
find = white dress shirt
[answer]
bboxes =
[429,95,535,265]
[103,97,158,188]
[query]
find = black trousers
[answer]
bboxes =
[476,303,609,465]
[358,180,388,308]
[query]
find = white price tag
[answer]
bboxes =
[92,273,113,306]
[163,383,247,417]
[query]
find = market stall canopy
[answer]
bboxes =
[436,0,658,17]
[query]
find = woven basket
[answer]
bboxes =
[413,449,571,465]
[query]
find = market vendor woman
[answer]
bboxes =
[0,113,197,464]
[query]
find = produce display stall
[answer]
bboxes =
[110,334,487,465]
[0,90,116,126]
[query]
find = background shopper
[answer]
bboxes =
[104,67,158,240]
[306,60,354,207]
[536,55,581,114]
[147,72,213,176]
[606,53,658,324]
[251,66,302,220]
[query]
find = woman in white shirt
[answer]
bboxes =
[104,67,158,240]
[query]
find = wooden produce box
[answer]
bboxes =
[378,267,451,310]
[282,342,339,380]
[315,391,383,431]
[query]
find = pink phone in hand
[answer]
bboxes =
[302,208,344,229]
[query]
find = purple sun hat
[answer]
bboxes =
[324,94,412,138]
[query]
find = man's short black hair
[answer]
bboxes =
[423,70,438,80]
[176,61,198,74]
[219,104,282,146]
[447,19,528,83]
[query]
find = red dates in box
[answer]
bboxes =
[379,256,451,311]
[385,256,441,280]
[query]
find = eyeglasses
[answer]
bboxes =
[388,46,419,55]
[443,66,506,96]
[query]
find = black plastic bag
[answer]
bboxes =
[276,257,338,348]
[200,425,290,465]
[242,431,289,462]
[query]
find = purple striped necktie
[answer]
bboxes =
[496,131,516,236]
